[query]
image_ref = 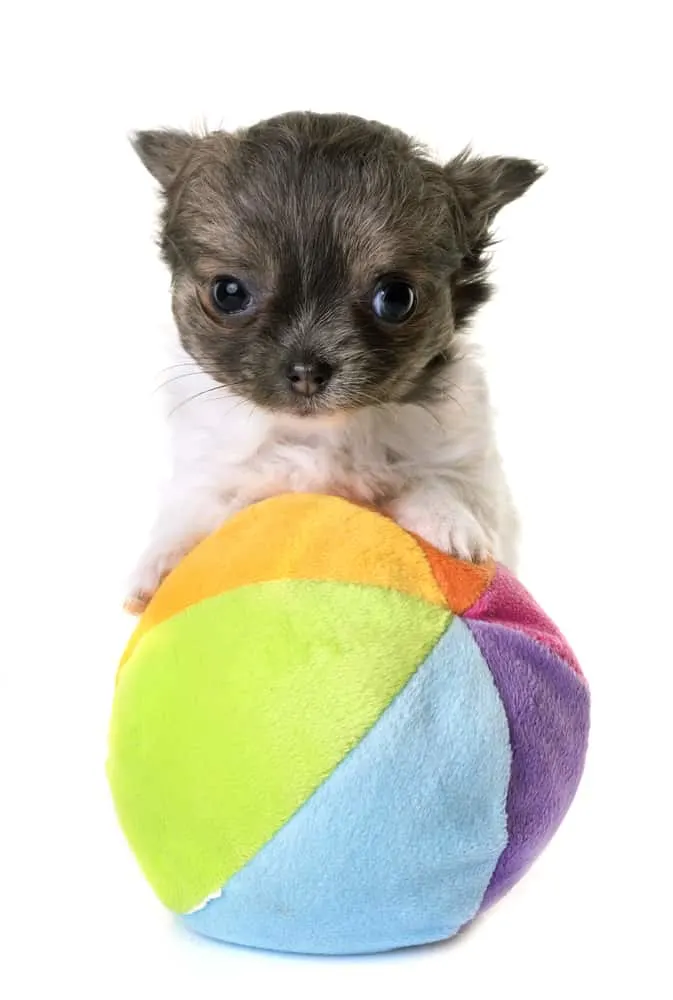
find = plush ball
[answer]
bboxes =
[108,493,590,956]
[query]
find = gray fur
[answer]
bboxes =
[133,112,543,415]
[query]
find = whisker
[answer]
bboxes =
[331,387,382,410]
[154,371,206,394]
[442,377,467,396]
[438,379,468,415]
[224,394,257,421]
[168,385,230,417]
[417,401,444,430]
[448,392,467,415]
[159,361,201,372]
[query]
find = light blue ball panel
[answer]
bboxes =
[183,618,511,955]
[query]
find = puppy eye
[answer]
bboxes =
[210,276,252,314]
[372,277,417,324]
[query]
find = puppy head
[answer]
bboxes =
[133,113,543,415]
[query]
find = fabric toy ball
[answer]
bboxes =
[108,493,590,956]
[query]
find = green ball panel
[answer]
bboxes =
[108,579,451,913]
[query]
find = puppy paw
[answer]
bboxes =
[389,496,492,562]
[124,543,192,615]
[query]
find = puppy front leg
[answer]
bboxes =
[387,482,494,562]
[124,481,240,614]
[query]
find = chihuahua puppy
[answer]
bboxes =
[126,112,543,613]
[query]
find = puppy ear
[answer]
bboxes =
[445,149,545,244]
[131,129,196,188]
[444,151,545,329]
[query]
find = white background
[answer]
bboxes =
[1,2,671,997]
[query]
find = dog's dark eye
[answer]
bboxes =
[372,278,417,324]
[210,276,251,314]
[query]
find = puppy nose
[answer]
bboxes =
[286,360,333,397]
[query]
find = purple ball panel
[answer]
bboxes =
[466,621,590,908]
[465,565,583,677]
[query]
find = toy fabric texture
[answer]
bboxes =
[108,493,590,955]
